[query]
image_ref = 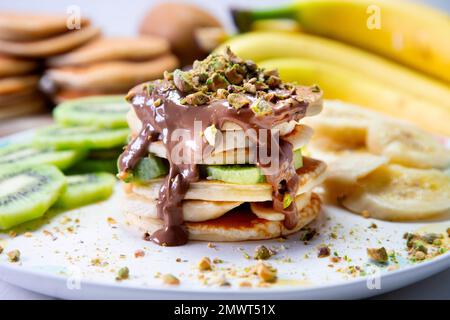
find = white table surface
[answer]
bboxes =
[0,0,448,300]
[1,268,449,299]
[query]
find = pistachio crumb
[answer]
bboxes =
[318,245,331,258]
[134,249,145,258]
[162,274,180,285]
[198,257,212,271]
[254,245,272,260]
[239,281,252,288]
[24,232,33,238]
[367,247,388,263]
[256,263,277,283]
[116,267,129,281]
[414,251,426,260]
[0,245,3,254]
[7,250,20,262]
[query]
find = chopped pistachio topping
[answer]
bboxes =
[421,233,443,244]
[256,263,277,283]
[183,92,210,106]
[251,99,273,116]
[254,245,272,260]
[160,47,314,111]
[318,245,331,258]
[7,250,20,263]
[0,245,3,254]
[198,256,212,271]
[162,273,180,285]
[367,247,388,263]
[116,267,129,280]
[227,93,251,109]
[282,193,293,209]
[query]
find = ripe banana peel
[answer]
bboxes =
[216,32,450,109]
[259,58,450,136]
[232,0,450,82]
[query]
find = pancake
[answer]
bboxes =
[47,36,171,67]
[122,192,242,222]
[0,54,37,77]
[124,192,321,242]
[0,12,89,41]
[0,75,39,95]
[0,96,47,120]
[45,54,179,91]
[0,25,100,57]
[52,89,119,103]
[130,157,327,202]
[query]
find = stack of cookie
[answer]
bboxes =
[44,37,179,103]
[0,12,100,119]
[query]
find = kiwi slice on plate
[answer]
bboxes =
[67,158,118,175]
[54,95,129,128]
[33,125,129,150]
[0,165,66,230]
[0,143,86,170]
[54,173,116,209]
[88,148,123,160]
[205,149,303,184]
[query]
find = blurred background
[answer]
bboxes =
[0,0,448,136]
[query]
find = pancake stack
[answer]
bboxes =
[118,49,327,245]
[0,56,46,120]
[0,12,100,119]
[44,37,179,103]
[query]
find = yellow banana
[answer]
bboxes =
[216,32,450,109]
[232,0,450,82]
[259,58,450,136]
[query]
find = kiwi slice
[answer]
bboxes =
[0,165,66,230]
[88,148,123,160]
[205,149,303,184]
[67,158,118,175]
[54,173,116,209]
[0,143,86,170]
[33,125,130,150]
[54,95,129,128]
[128,154,169,183]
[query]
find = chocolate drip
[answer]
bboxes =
[119,81,321,246]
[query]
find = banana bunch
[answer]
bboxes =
[232,0,450,82]
[305,100,450,221]
[259,58,450,136]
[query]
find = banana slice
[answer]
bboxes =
[147,124,313,164]
[342,164,450,221]
[367,121,450,169]
[324,151,388,200]
[122,192,242,222]
[304,100,382,147]
[251,192,312,221]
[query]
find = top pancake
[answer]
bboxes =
[47,36,171,67]
[0,12,90,41]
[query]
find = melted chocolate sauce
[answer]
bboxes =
[119,80,322,246]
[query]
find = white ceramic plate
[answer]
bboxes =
[0,132,449,300]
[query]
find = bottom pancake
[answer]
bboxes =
[123,193,321,242]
